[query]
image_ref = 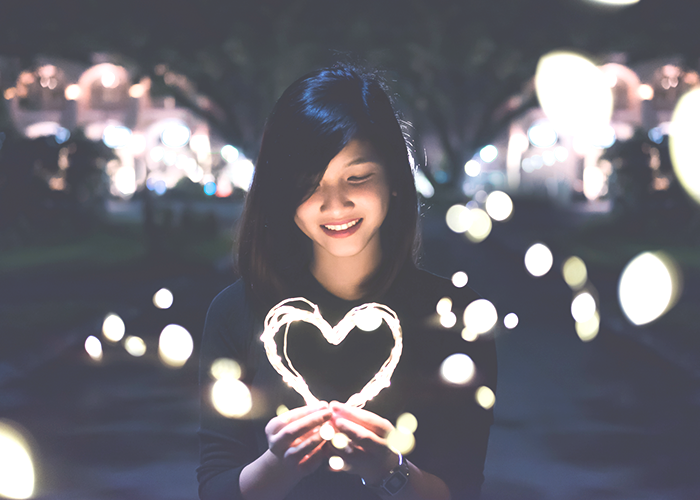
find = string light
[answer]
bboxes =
[261,298,403,408]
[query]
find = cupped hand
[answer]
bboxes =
[265,401,332,477]
[329,401,399,484]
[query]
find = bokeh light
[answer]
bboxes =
[524,243,553,277]
[152,288,174,309]
[462,299,498,337]
[562,256,588,289]
[528,120,558,148]
[386,428,416,455]
[354,308,383,332]
[124,336,146,357]
[479,145,498,163]
[160,121,191,148]
[102,125,132,149]
[484,191,514,222]
[436,297,453,316]
[464,208,492,243]
[571,292,597,323]
[618,252,681,325]
[84,335,103,361]
[221,145,240,162]
[396,413,418,434]
[439,353,476,385]
[129,83,146,98]
[535,51,613,138]
[451,271,469,288]
[319,422,336,441]
[503,313,519,329]
[475,386,496,410]
[637,84,654,100]
[276,405,289,416]
[64,84,81,100]
[0,420,35,499]
[158,324,194,368]
[211,358,242,380]
[102,313,125,342]
[439,312,457,329]
[464,160,481,177]
[446,205,473,233]
[669,88,700,205]
[212,378,252,418]
[576,311,600,342]
[328,456,345,471]
[331,432,350,449]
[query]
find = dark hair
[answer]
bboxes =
[237,65,419,309]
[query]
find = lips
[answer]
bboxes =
[321,218,362,237]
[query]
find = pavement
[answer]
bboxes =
[1,197,699,499]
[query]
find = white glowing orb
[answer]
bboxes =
[554,146,569,162]
[576,311,600,342]
[319,422,336,441]
[101,71,117,88]
[212,378,252,418]
[464,160,481,177]
[571,292,597,323]
[583,165,608,201]
[464,208,492,243]
[562,256,588,289]
[129,83,146,98]
[228,158,255,192]
[153,288,174,309]
[331,432,350,449]
[276,405,289,416]
[436,297,453,316]
[503,313,519,329]
[211,358,242,380]
[618,252,681,325]
[158,324,194,368]
[585,0,639,5]
[64,84,82,100]
[84,335,103,361]
[102,313,125,342]
[328,456,345,471]
[670,88,700,205]
[463,299,498,336]
[124,336,146,357]
[535,51,613,137]
[102,125,132,149]
[161,121,191,148]
[528,120,558,148]
[484,191,514,222]
[452,271,469,288]
[439,312,457,329]
[475,386,496,410]
[479,145,498,163]
[387,428,416,455]
[113,166,136,197]
[150,146,164,163]
[446,205,473,233]
[440,353,476,385]
[524,243,553,277]
[461,328,478,342]
[0,421,35,499]
[354,308,383,332]
[637,84,654,101]
[221,145,240,163]
[396,412,418,433]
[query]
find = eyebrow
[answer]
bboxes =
[345,157,379,168]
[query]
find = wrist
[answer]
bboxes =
[361,453,410,496]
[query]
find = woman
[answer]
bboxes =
[197,65,497,500]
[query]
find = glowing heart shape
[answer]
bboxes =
[261,297,402,408]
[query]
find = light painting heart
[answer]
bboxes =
[261,297,403,408]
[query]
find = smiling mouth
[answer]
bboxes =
[323,218,361,231]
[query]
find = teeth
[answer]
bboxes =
[324,219,359,231]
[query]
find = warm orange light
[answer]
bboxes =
[637,84,654,101]
[65,84,82,100]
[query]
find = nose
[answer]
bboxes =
[319,183,354,214]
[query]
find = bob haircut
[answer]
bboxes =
[237,65,419,309]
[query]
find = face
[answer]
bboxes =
[294,139,392,264]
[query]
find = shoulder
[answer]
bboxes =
[206,279,250,321]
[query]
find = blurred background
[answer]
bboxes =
[1,0,699,498]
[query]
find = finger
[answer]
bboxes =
[285,426,325,461]
[330,402,392,438]
[297,440,328,474]
[272,407,332,450]
[267,401,328,434]
[333,416,385,452]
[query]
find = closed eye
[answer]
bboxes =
[348,174,372,182]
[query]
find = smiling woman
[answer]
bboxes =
[197,65,497,500]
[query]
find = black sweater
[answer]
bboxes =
[197,267,497,499]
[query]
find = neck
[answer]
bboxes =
[310,244,382,301]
